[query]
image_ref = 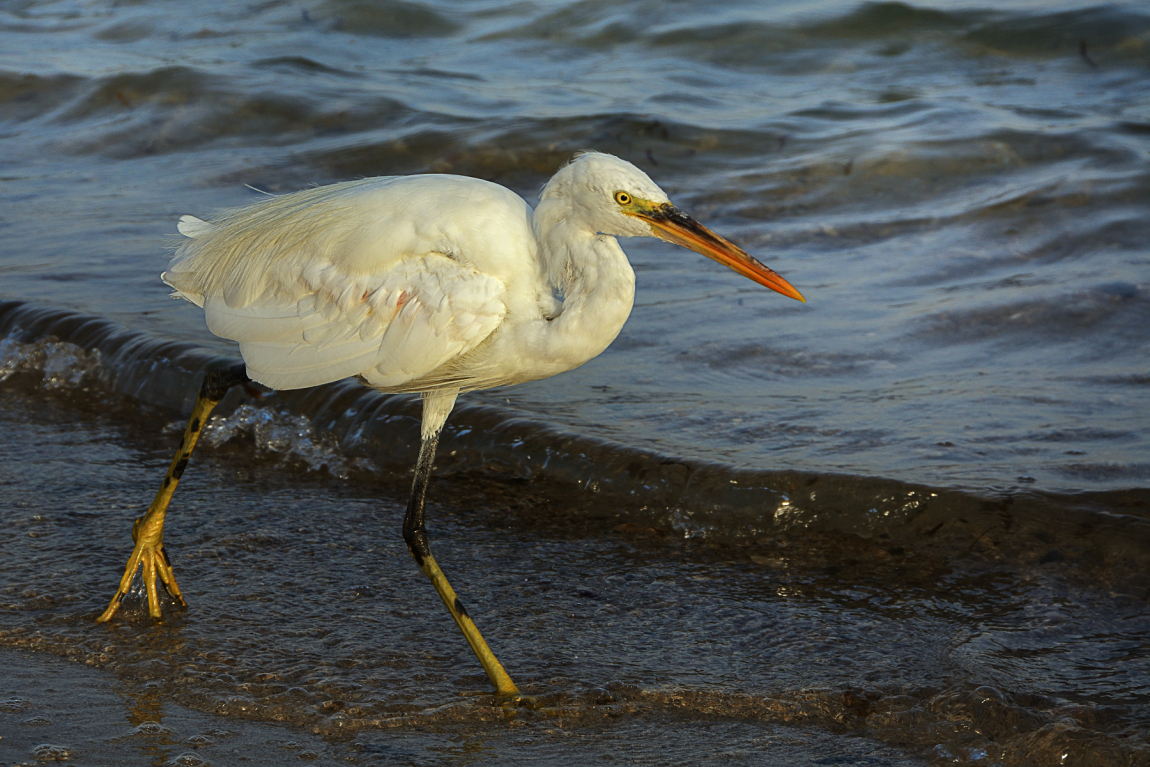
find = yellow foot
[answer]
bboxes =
[496,692,540,711]
[97,517,186,623]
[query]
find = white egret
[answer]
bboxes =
[98,152,804,698]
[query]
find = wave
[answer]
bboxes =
[909,280,1148,345]
[0,71,85,124]
[490,1,1150,69]
[46,66,416,159]
[962,4,1150,61]
[308,0,461,38]
[2,299,1148,593]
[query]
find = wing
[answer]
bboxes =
[196,254,506,391]
[163,176,528,391]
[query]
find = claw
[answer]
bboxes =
[99,476,190,623]
[97,366,249,625]
[97,523,186,623]
[497,692,539,711]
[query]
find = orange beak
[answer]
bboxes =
[635,204,805,303]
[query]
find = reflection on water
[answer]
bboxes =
[1,0,1149,763]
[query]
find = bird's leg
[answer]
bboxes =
[403,395,520,698]
[97,364,250,623]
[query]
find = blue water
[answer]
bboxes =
[3,0,1149,492]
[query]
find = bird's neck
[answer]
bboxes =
[532,198,636,370]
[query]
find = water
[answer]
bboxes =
[1,0,1149,764]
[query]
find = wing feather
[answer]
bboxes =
[163,174,539,392]
[203,297,322,343]
[198,253,505,391]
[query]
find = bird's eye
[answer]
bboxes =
[614,191,631,206]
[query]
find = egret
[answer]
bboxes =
[98,152,804,698]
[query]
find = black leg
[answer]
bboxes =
[401,428,519,697]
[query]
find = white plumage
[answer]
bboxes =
[166,175,527,395]
[102,152,805,696]
[163,152,803,417]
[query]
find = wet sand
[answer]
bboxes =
[0,650,342,766]
[0,387,940,766]
[0,649,932,766]
[1,368,1147,765]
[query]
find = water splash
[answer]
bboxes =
[194,404,376,480]
[0,335,105,392]
[1,299,1149,595]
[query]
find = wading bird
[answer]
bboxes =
[98,152,804,698]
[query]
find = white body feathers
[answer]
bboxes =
[162,153,665,400]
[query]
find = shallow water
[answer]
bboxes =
[3,0,1149,491]
[1,373,1147,765]
[1,0,1149,764]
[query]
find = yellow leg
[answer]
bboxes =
[97,366,247,623]
[404,394,520,698]
[415,551,520,697]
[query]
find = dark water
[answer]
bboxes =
[1,0,1149,764]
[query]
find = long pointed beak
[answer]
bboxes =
[635,204,805,303]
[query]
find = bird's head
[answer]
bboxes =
[541,152,804,302]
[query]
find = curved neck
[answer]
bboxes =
[531,197,636,371]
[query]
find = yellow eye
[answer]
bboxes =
[614,191,631,205]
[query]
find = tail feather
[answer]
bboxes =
[177,215,212,238]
